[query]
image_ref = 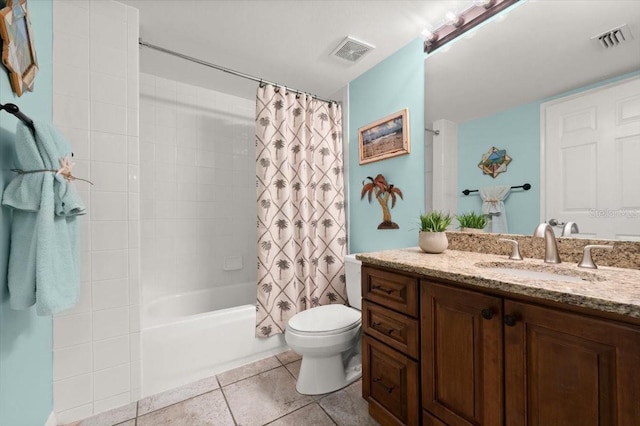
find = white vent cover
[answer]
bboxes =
[592,24,633,48]
[331,36,374,62]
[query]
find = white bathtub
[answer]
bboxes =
[142,282,287,396]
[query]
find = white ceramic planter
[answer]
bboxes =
[419,231,448,254]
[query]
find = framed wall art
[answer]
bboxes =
[0,0,38,97]
[358,108,410,165]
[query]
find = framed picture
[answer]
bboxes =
[0,0,38,97]
[358,108,410,164]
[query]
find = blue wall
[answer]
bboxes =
[348,38,424,253]
[458,70,640,235]
[0,1,54,425]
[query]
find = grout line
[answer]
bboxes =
[217,377,239,426]
[316,402,340,426]
[262,401,322,425]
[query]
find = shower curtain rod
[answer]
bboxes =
[139,38,337,104]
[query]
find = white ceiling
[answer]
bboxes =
[425,0,640,124]
[121,0,640,123]
[120,0,472,100]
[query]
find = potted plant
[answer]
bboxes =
[418,211,452,253]
[457,211,488,233]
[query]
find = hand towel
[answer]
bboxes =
[1,122,86,315]
[479,185,511,234]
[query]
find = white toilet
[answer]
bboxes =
[285,254,362,395]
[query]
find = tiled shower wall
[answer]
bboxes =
[139,74,256,304]
[51,0,140,423]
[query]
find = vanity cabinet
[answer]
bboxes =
[503,299,640,426]
[422,282,640,426]
[422,282,503,426]
[362,266,420,425]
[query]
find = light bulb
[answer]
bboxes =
[445,11,462,27]
[473,0,494,7]
[421,28,437,42]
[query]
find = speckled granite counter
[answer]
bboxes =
[356,248,640,319]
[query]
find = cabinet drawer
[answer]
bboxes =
[362,266,418,317]
[363,300,419,358]
[363,335,419,426]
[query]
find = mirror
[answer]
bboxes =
[424,0,640,240]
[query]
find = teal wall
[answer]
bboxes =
[458,70,640,235]
[457,102,540,235]
[0,1,54,425]
[348,38,425,254]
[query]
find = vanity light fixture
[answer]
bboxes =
[424,0,520,54]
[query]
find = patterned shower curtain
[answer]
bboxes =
[255,84,347,337]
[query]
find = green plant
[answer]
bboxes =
[457,211,488,229]
[419,211,452,232]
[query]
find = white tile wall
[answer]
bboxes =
[139,74,256,304]
[52,1,140,423]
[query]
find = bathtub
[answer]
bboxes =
[142,282,287,396]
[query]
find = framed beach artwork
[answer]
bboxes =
[0,0,38,97]
[358,108,410,165]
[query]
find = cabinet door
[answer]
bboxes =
[363,335,419,426]
[422,282,503,426]
[504,300,640,426]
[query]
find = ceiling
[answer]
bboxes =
[425,0,640,124]
[121,0,640,123]
[121,0,472,100]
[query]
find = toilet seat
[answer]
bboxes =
[287,304,361,335]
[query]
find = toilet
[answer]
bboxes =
[285,253,362,395]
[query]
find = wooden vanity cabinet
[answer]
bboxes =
[362,266,421,425]
[422,281,640,426]
[503,299,640,426]
[421,282,503,426]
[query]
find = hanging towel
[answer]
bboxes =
[1,122,86,316]
[479,185,511,234]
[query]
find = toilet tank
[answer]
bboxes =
[344,254,362,310]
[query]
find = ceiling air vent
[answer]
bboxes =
[592,24,633,49]
[331,37,375,62]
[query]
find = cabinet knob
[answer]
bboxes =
[481,308,494,320]
[503,314,518,327]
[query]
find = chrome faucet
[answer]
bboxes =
[533,223,561,263]
[561,222,579,237]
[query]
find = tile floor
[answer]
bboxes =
[65,350,379,426]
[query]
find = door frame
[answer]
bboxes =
[539,74,640,224]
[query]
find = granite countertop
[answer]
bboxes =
[356,248,640,319]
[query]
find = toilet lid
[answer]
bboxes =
[288,304,361,333]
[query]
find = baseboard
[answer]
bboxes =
[45,411,57,426]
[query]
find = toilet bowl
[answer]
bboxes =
[284,254,362,395]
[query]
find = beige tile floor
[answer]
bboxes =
[67,350,379,426]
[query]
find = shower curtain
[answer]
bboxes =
[255,84,347,337]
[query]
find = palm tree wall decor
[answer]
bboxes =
[255,83,348,338]
[361,173,404,229]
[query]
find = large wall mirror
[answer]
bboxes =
[425,0,640,240]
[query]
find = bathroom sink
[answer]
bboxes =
[482,267,587,283]
[475,261,599,283]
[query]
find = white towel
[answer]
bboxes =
[479,185,511,233]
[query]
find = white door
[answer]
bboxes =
[543,76,640,240]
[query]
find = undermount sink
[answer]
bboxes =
[482,267,587,283]
[476,261,599,283]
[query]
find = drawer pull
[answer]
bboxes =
[371,285,394,295]
[371,321,395,335]
[373,377,395,393]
